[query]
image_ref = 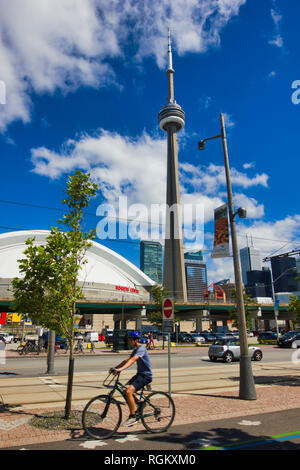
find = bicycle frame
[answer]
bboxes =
[103,373,157,420]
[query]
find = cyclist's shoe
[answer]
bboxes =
[124,415,138,427]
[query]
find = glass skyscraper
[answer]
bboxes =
[140,241,162,284]
[240,246,262,286]
[184,251,207,301]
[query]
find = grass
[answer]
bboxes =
[31,410,82,431]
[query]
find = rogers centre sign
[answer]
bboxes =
[115,285,139,294]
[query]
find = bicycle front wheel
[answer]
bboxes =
[141,392,175,433]
[82,394,122,440]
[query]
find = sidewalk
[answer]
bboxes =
[1,341,300,449]
[1,384,300,449]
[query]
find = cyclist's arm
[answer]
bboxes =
[114,355,138,373]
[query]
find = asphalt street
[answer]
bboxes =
[1,345,297,378]
[2,408,300,452]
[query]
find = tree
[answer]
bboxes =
[11,170,98,419]
[147,284,171,328]
[230,288,259,331]
[289,277,300,326]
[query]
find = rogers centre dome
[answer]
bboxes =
[0,231,155,304]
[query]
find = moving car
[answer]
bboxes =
[277,331,300,349]
[208,338,263,363]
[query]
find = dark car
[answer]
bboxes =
[277,331,300,349]
[170,332,195,343]
[194,331,216,343]
[257,331,278,344]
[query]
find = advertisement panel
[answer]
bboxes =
[211,204,230,258]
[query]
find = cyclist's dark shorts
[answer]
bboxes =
[127,373,152,392]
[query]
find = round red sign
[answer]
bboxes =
[162,298,173,319]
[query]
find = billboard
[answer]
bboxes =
[6,313,22,324]
[211,204,230,258]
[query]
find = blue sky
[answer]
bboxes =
[0,0,299,283]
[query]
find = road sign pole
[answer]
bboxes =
[168,332,171,397]
[162,297,174,397]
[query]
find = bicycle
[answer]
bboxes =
[82,370,175,440]
[17,340,41,355]
[74,340,84,354]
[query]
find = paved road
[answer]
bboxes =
[1,345,298,378]
[2,408,300,452]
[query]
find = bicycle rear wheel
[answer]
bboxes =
[141,391,175,433]
[82,394,122,440]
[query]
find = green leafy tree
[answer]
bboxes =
[11,170,98,419]
[147,284,180,328]
[229,288,259,331]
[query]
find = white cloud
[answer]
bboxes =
[0,0,246,131]
[243,162,256,169]
[233,193,264,219]
[222,112,235,129]
[180,161,269,195]
[269,5,283,48]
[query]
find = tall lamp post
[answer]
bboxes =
[198,112,257,400]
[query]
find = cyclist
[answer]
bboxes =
[112,331,152,426]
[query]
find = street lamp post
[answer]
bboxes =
[198,112,257,400]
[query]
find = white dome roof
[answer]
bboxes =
[0,230,155,288]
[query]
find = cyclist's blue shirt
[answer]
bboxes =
[131,344,152,379]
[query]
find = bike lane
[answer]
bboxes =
[2,408,300,452]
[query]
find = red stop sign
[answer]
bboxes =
[162,297,173,319]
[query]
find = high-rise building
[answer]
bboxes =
[158,30,187,302]
[245,268,272,298]
[140,241,162,284]
[240,246,262,285]
[271,256,298,293]
[184,251,207,301]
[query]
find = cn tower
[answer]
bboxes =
[158,29,187,302]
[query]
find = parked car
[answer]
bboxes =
[189,333,205,343]
[277,331,300,349]
[85,332,99,343]
[0,333,14,343]
[102,328,114,343]
[257,331,278,343]
[208,338,263,363]
[195,331,216,343]
[0,334,8,344]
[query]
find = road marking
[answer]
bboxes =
[80,440,107,449]
[115,434,139,443]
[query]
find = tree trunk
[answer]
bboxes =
[64,309,75,419]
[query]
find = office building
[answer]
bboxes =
[140,240,162,284]
[245,268,273,298]
[271,256,298,293]
[184,251,207,301]
[240,246,262,285]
